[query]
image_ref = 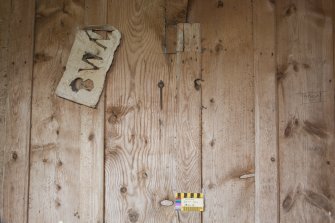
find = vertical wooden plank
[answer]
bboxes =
[105,1,202,222]
[253,0,279,222]
[189,0,255,222]
[104,0,172,221]
[164,0,189,53]
[0,0,35,222]
[173,23,202,222]
[0,0,11,219]
[165,0,189,25]
[277,0,335,222]
[79,0,106,222]
[29,1,84,222]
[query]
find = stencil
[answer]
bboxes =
[56,25,121,107]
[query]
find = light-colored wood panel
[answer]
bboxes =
[29,1,84,222]
[253,0,279,222]
[172,23,202,222]
[0,0,35,222]
[189,1,255,222]
[78,0,107,222]
[277,0,335,222]
[105,1,202,222]
[104,0,173,221]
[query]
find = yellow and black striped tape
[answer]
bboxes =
[175,193,204,199]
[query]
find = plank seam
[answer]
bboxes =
[27,2,36,222]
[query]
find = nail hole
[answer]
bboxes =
[120,187,127,193]
[12,152,18,160]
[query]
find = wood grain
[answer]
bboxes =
[277,0,335,222]
[164,0,189,53]
[29,0,84,222]
[105,1,202,222]
[253,0,279,222]
[2,1,335,222]
[0,0,11,219]
[165,0,189,25]
[171,23,202,222]
[189,1,255,222]
[105,0,172,221]
[0,0,35,222]
[79,0,107,222]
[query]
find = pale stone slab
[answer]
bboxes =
[56,25,121,108]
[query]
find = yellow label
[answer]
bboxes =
[175,193,204,212]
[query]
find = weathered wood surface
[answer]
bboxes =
[29,0,84,222]
[165,0,189,25]
[0,0,35,222]
[0,0,11,219]
[277,0,335,222]
[253,0,279,222]
[164,0,189,53]
[29,0,106,222]
[104,1,171,221]
[105,0,202,222]
[79,0,107,222]
[2,0,335,222]
[171,23,202,222]
[189,0,255,222]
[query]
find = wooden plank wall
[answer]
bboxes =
[104,2,201,222]
[0,0,334,223]
[189,0,256,222]
[0,0,35,223]
[277,0,335,222]
[253,1,279,222]
[29,0,104,222]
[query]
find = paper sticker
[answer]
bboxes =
[175,193,204,212]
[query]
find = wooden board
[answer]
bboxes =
[29,0,106,222]
[0,0,11,219]
[165,0,189,25]
[79,0,107,222]
[164,0,189,53]
[104,0,202,222]
[189,0,255,222]
[171,23,202,222]
[104,1,172,221]
[29,1,84,222]
[253,0,279,222]
[0,0,35,222]
[277,0,335,222]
